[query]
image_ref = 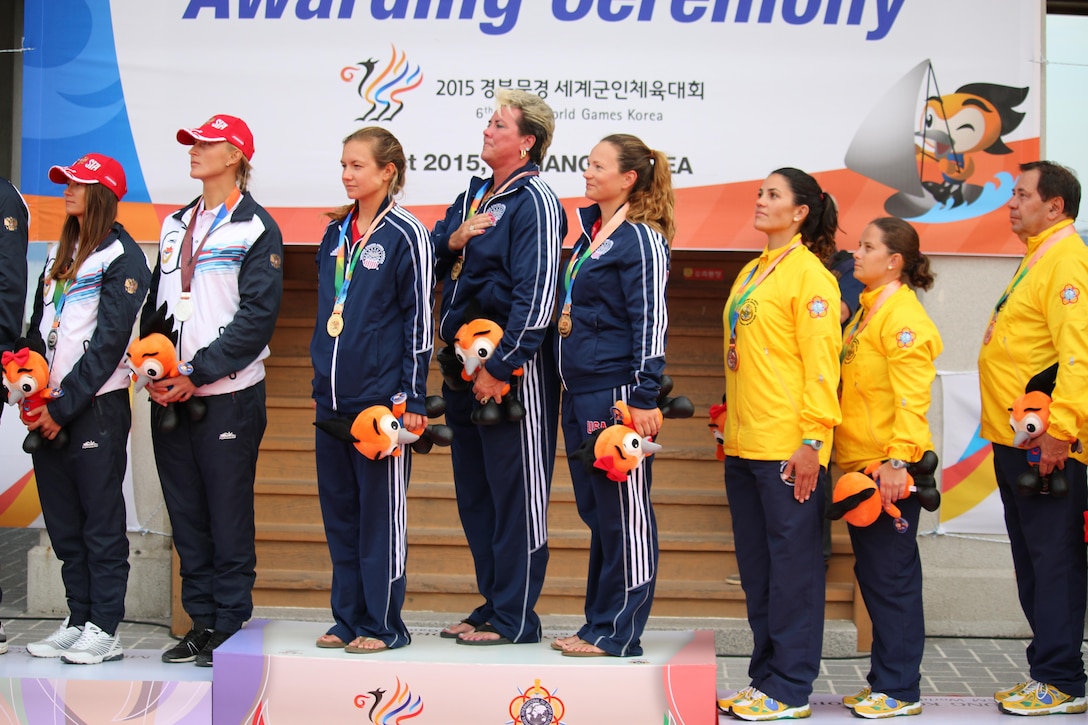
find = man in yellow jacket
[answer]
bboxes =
[978,161,1087,716]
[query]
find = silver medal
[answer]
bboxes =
[175,295,194,322]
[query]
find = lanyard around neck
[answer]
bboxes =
[991,222,1076,316]
[333,202,395,309]
[728,238,802,338]
[465,170,538,221]
[180,187,242,293]
[841,281,901,363]
[563,203,630,304]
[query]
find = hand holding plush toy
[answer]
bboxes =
[452,317,525,426]
[571,401,664,483]
[1008,363,1079,497]
[827,450,941,533]
[404,395,455,454]
[2,339,68,453]
[128,303,206,432]
[315,393,452,460]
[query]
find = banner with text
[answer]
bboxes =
[21,0,1041,253]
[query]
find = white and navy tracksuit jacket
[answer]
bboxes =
[557,204,669,657]
[30,222,150,635]
[433,162,566,643]
[311,199,434,649]
[146,191,283,635]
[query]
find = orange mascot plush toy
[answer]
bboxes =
[827,450,941,534]
[315,393,453,460]
[571,378,694,482]
[573,401,663,483]
[1008,363,1077,498]
[2,338,67,453]
[452,316,525,425]
[126,303,206,432]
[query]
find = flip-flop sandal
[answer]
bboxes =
[439,618,477,639]
[345,636,389,654]
[550,636,585,652]
[561,646,613,658]
[315,633,347,649]
[455,622,511,646]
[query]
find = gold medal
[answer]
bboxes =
[726,339,739,371]
[450,256,464,280]
[557,313,573,338]
[326,312,345,338]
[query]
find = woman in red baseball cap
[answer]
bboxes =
[24,152,151,665]
[145,115,283,667]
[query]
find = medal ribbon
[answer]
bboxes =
[727,237,802,340]
[840,281,902,363]
[332,201,396,315]
[180,187,242,293]
[453,170,539,269]
[986,221,1076,331]
[562,203,630,310]
[48,275,73,343]
[466,182,490,219]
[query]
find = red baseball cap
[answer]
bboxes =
[48,153,128,200]
[177,114,255,160]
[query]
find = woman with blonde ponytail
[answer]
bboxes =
[552,134,673,657]
[147,115,283,667]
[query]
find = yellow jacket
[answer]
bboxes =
[722,238,842,467]
[978,220,1088,459]
[836,284,943,473]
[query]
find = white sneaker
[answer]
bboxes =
[27,618,83,658]
[61,622,123,664]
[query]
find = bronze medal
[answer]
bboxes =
[982,318,994,345]
[450,256,464,280]
[557,313,573,338]
[726,340,739,371]
[326,312,345,338]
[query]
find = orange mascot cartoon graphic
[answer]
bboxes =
[916,82,1028,208]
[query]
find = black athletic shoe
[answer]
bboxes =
[162,625,211,664]
[194,629,233,668]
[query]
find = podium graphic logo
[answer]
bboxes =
[354,677,423,723]
[508,679,566,725]
[342,44,424,123]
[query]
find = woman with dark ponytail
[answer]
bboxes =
[551,134,672,657]
[718,167,842,721]
[835,216,941,719]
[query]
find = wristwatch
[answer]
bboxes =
[888,458,908,469]
[801,438,823,451]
